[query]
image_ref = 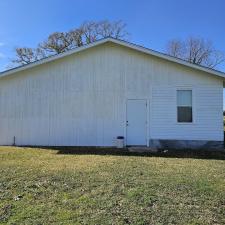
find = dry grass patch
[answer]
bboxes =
[0,147,225,225]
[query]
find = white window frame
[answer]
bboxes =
[176,87,195,125]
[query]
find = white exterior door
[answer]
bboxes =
[126,99,147,146]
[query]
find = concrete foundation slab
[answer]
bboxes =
[149,139,224,151]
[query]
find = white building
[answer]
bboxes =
[0,38,224,149]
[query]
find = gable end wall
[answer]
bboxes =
[0,42,223,146]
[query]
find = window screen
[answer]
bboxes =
[177,90,192,123]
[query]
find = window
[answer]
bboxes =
[177,90,192,123]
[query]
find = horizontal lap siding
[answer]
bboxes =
[0,43,223,145]
[151,86,223,141]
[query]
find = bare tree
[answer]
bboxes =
[97,20,128,39]
[39,32,73,55]
[80,20,128,43]
[12,47,46,65]
[166,37,224,69]
[79,21,100,44]
[67,28,84,47]
[166,39,184,58]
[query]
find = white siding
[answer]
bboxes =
[0,42,223,146]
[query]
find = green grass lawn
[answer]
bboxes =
[0,147,225,225]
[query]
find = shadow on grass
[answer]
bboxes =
[26,146,225,160]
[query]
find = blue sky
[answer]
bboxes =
[0,0,225,105]
[0,0,224,71]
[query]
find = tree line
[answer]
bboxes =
[11,20,224,69]
[12,20,128,66]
